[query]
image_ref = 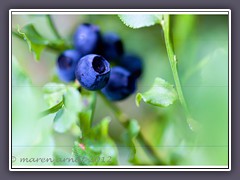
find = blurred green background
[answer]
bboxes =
[12,14,229,166]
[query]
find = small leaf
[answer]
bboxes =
[136,77,178,107]
[125,119,140,162]
[118,14,160,29]
[17,24,50,60]
[78,92,96,136]
[79,110,92,136]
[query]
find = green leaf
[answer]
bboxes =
[136,77,178,107]
[63,87,83,113]
[52,87,83,133]
[79,110,91,136]
[73,117,118,165]
[43,83,66,107]
[53,108,78,133]
[125,119,140,162]
[17,24,50,60]
[78,92,96,136]
[38,100,64,118]
[118,14,160,29]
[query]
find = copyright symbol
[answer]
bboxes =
[12,156,16,163]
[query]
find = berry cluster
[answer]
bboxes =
[56,23,143,101]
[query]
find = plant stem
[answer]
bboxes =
[161,15,191,118]
[46,15,62,39]
[90,92,97,125]
[98,92,166,165]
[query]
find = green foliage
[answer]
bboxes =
[43,83,66,107]
[12,14,229,166]
[42,83,84,133]
[12,56,54,165]
[53,87,83,133]
[136,77,177,107]
[118,14,160,28]
[124,119,140,162]
[17,24,50,60]
[73,117,118,165]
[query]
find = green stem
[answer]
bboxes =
[98,92,166,165]
[46,15,62,39]
[161,15,190,118]
[90,92,97,125]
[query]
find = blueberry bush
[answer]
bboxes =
[12,14,229,166]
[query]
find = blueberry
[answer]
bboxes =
[101,66,136,101]
[119,54,143,78]
[73,23,102,55]
[56,49,81,82]
[75,54,110,91]
[102,32,124,61]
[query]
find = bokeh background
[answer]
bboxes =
[12,14,229,166]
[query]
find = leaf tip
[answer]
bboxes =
[135,93,142,107]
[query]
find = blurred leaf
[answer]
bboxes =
[173,15,196,50]
[201,48,228,86]
[12,55,31,85]
[17,24,49,60]
[136,77,178,107]
[73,117,118,165]
[53,108,78,133]
[125,119,140,162]
[52,87,83,133]
[12,56,54,165]
[63,87,83,113]
[118,14,160,29]
[43,83,66,107]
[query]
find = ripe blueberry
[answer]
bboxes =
[56,49,81,82]
[102,32,124,61]
[73,23,102,55]
[101,66,136,101]
[75,54,110,91]
[119,54,143,78]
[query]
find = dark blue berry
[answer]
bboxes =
[73,23,102,56]
[56,49,81,82]
[101,66,136,101]
[102,32,124,61]
[75,54,110,91]
[119,54,143,78]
